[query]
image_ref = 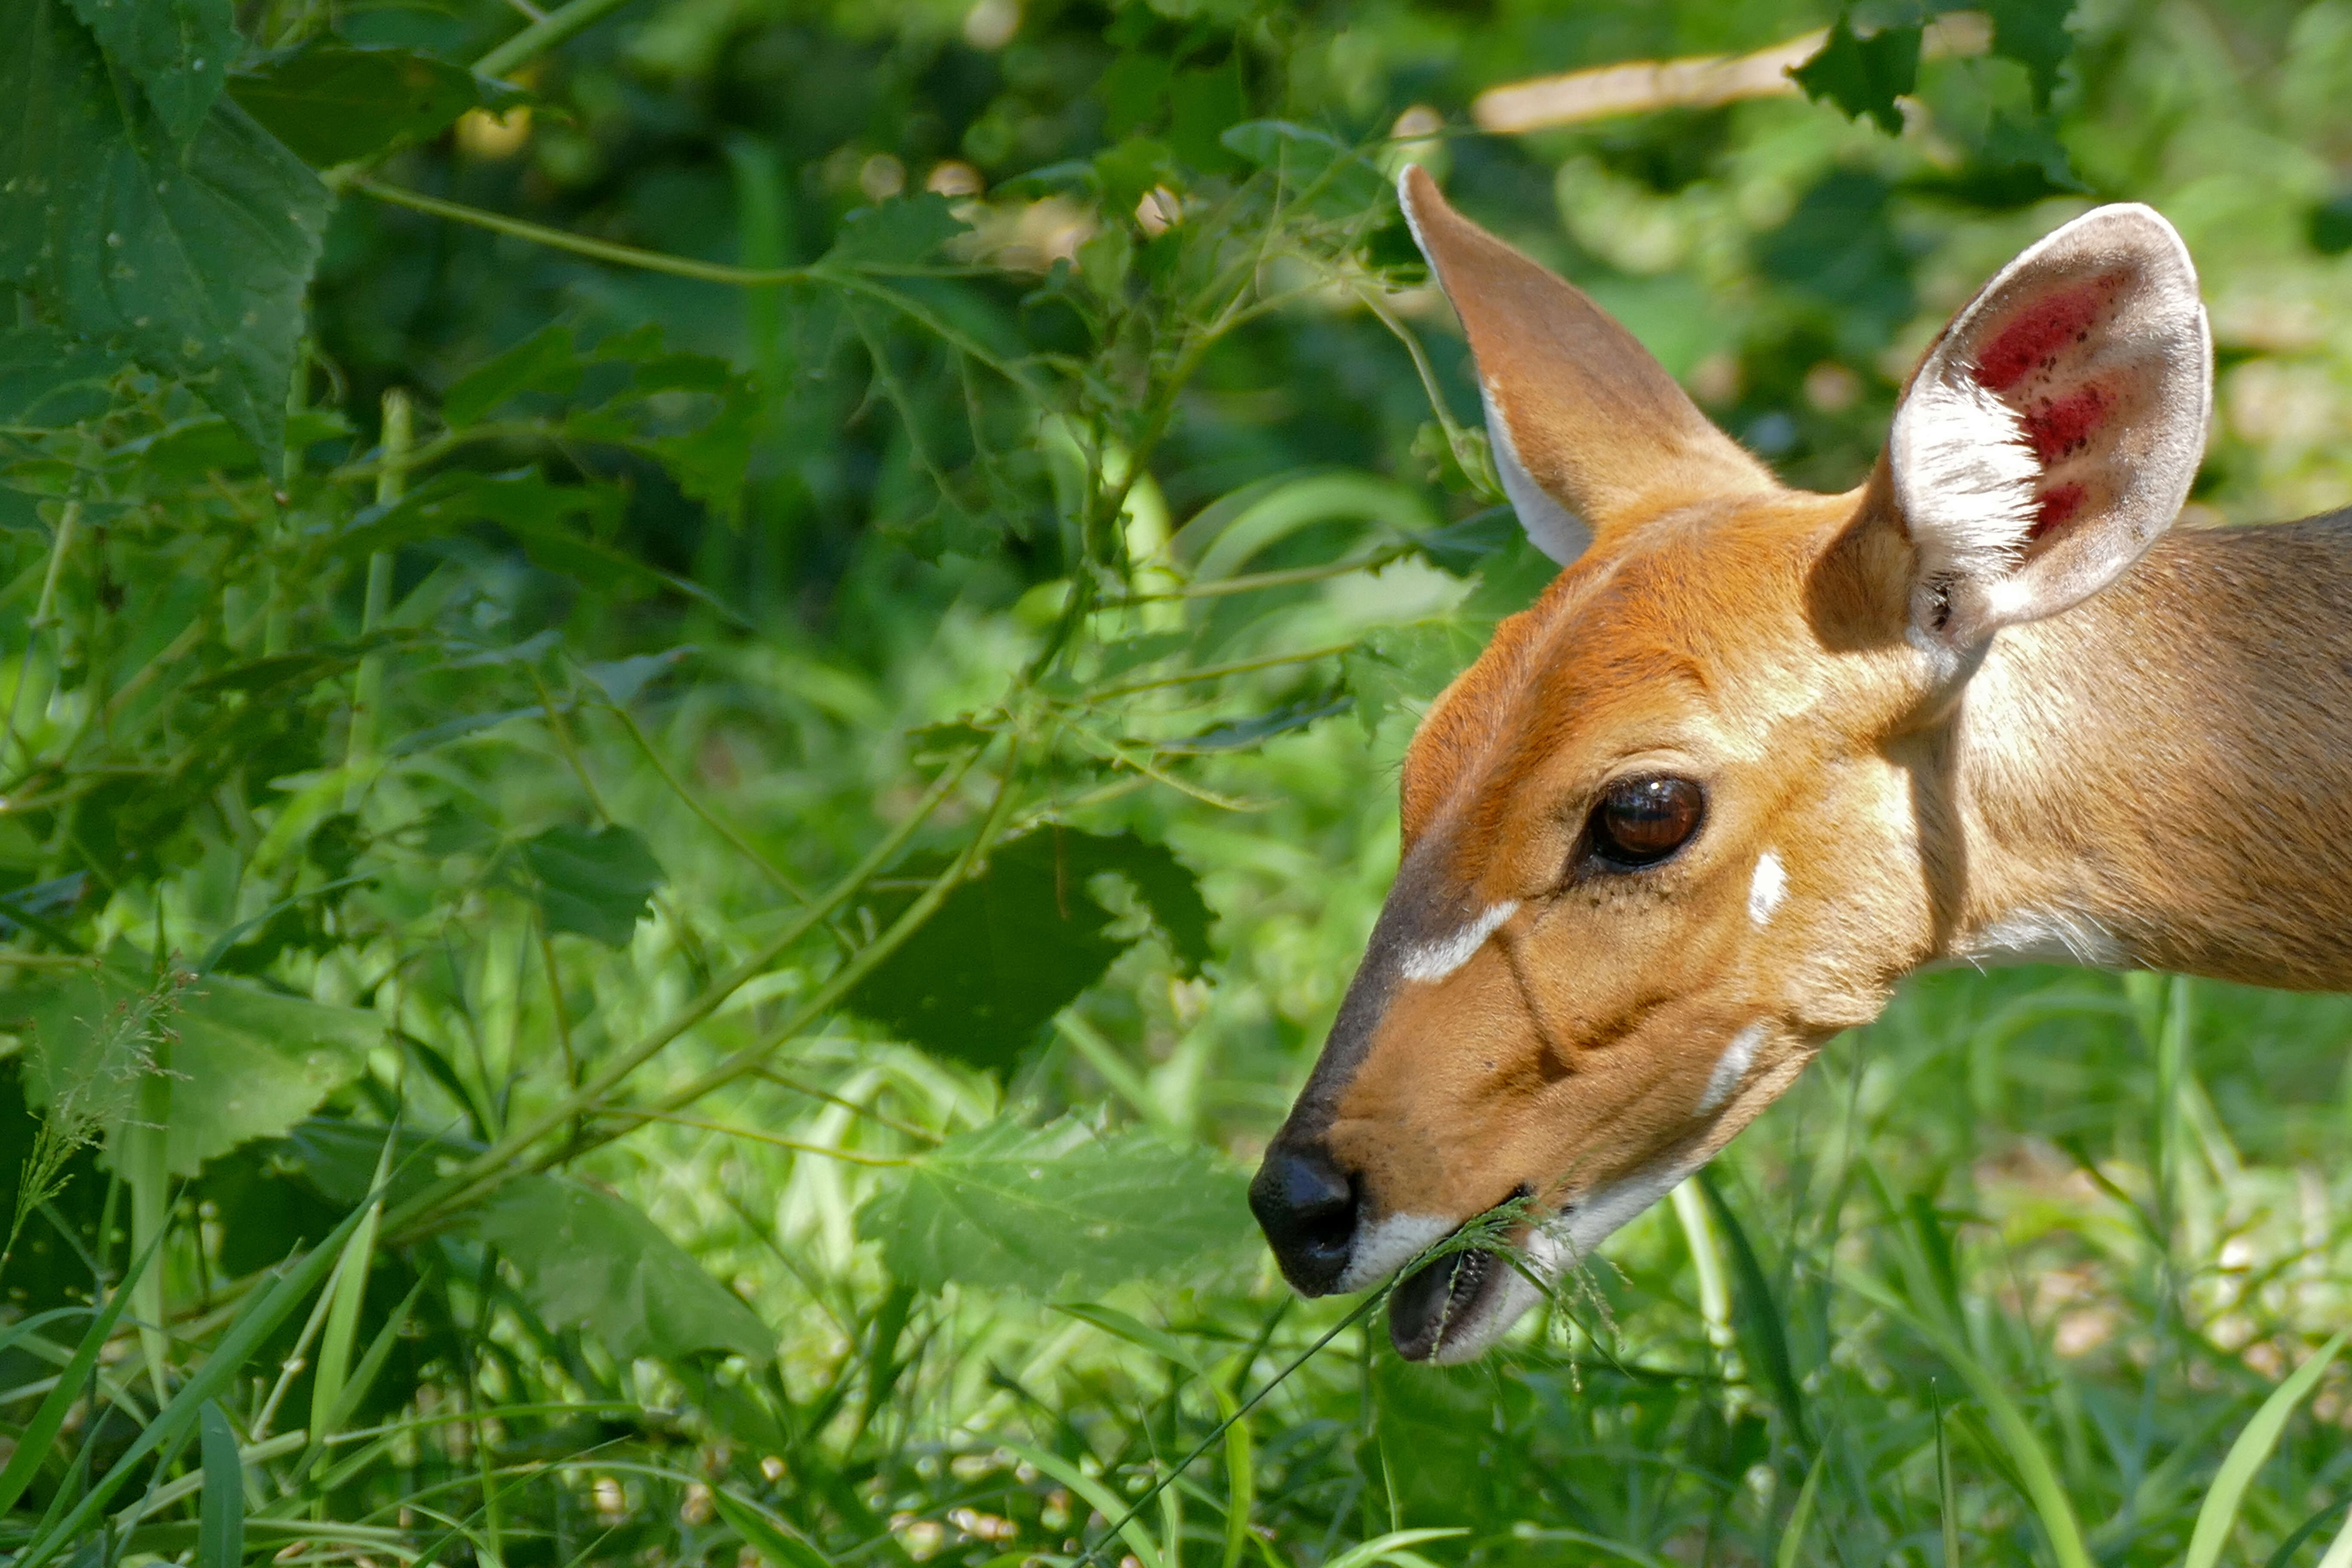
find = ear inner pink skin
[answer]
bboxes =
[2021,385,2111,464]
[1972,280,2116,392]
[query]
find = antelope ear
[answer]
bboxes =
[1397,166,1776,566]
[1889,202,2211,646]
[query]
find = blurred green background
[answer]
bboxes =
[9,0,2352,1564]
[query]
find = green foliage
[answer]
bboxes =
[848,828,1210,1072]
[470,1176,773,1360]
[521,822,665,945]
[228,43,523,167]
[855,1117,1248,1293]
[3,0,2352,1565]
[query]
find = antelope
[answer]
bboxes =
[1248,167,2352,1363]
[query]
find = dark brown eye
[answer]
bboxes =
[1590,776,1705,869]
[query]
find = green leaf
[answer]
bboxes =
[469,1175,773,1362]
[1168,58,1245,172]
[1984,0,2076,110]
[0,322,123,427]
[1342,620,1488,737]
[845,828,1213,1072]
[855,1117,1249,1295]
[197,1400,245,1568]
[1791,15,1921,135]
[2183,1333,2345,1568]
[824,193,968,266]
[521,823,665,946]
[23,963,382,1176]
[65,0,236,146]
[441,322,581,427]
[3,2,328,471]
[229,42,519,167]
[712,1491,831,1568]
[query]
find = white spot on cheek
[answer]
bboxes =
[1398,900,1520,984]
[1747,851,1786,926]
[1698,1023,1766,1115]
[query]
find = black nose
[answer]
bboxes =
[1249,1141,1358,1295]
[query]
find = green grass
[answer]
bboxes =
[8,0,2352,1565]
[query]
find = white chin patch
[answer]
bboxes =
[1424,1161,1700,1363]
[1336,1212,1455,1294]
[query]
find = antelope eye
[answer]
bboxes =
[1589,776,1706,869]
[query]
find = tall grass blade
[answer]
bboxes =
[712,1489,829,1568]
[2318,1506,2352,1568]
[1698,1169,1807,1446]
[1840,1268,2092,1568]
[1935,1381,1960,1568]
[0,1226,169,1513]
[308,1132,395,1441]
[2183,1333,2344,1568]
[1004,1440,1165,1568]
[1320,1529,1466,1568]
[15,1196,372,1568]
[1775,1447,1827,1568]
[197,1400,245,1568]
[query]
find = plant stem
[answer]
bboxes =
[0,428,98,780]
[474,0,646,78]
[344,389,408,811]
[346,180,812,288]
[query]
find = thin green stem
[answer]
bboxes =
[0,428,98,779]
[601,694,814,906]
[344,388,408,810]
[345,179,814,288]
[473,0,646,78]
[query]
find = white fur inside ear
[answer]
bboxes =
[1482,387,1592,566]
[1890,374,2040,586]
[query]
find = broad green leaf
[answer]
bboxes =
[854,1117,1249,1294]
[1985,0,2076,109]
[0,322,122,428]
[1791,15,1920,136]
[230,42,520,167]
[196,1400,245,1568]
[1343,620,1487,737]
[469,1175,773,1363]
[3,2,326,471]
[65,0,236,146]
[22,961,380,1175]
[521,823,665,946]
[845,827,1213,1072]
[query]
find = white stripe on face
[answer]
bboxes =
[1699,1022,1767,1114]
[1748,850,1786,926]
[1398,900,1520,984]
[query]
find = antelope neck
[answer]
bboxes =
[1942,512,2352,990]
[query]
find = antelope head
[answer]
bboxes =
[1249,168,2211,1362]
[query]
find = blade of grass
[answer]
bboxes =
[196,1401,244,1568]
[713,1489,830,1568]
[2183,1333,2344,1568]
[1321,1529,1467,1568]
[1775,1446,1828,1568]
[1004,1440,1164,1568]
[0,1226,168,1513]
[15,1197,373,1568]
[1839,1267,2092,1568]
[308,1132,396,1442]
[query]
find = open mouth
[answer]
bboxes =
[1387,1242,1505,1361]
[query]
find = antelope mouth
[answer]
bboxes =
[1389,1242,1517,1361]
